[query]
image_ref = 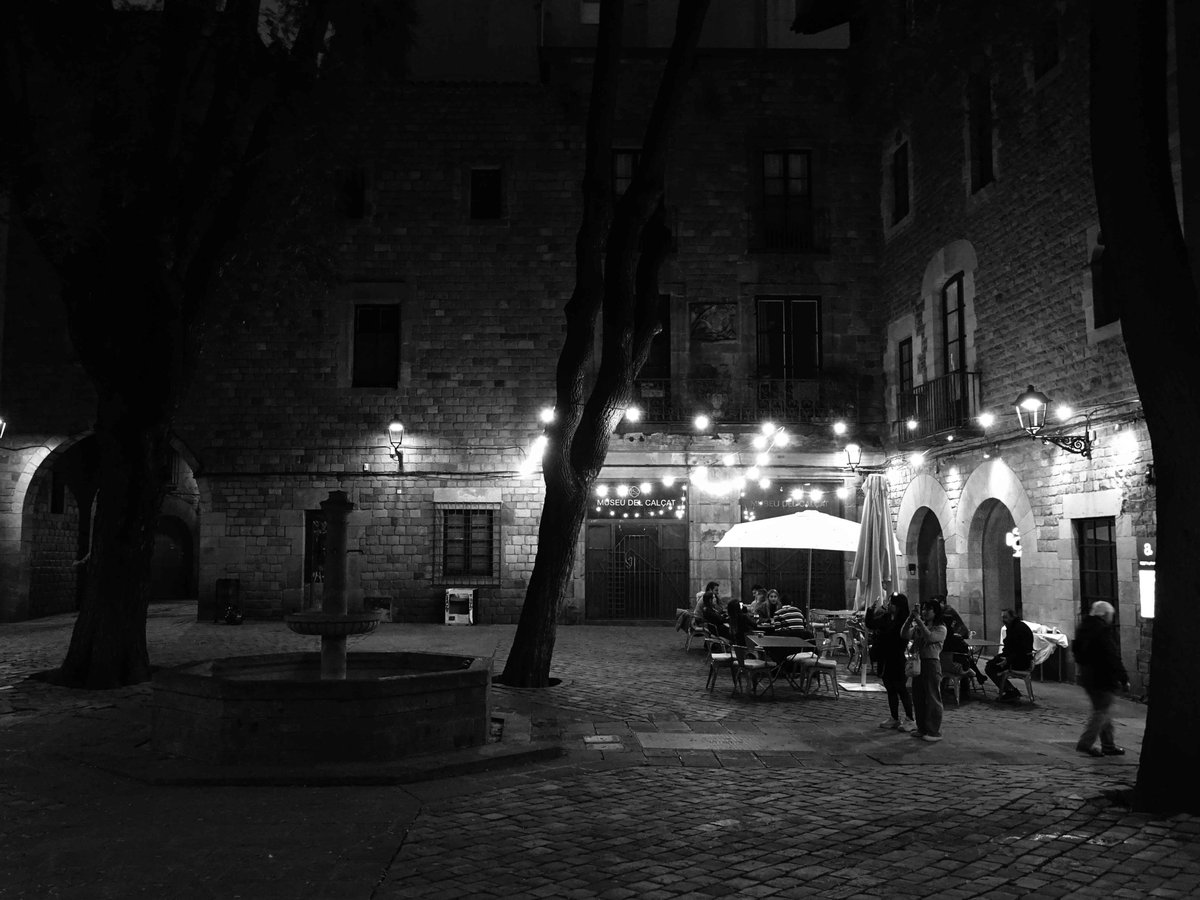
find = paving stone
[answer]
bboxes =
[1,609,1194,899]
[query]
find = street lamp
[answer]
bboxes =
[844,442,862,470]
[387,419,405,472]
[1013,385,1091,458]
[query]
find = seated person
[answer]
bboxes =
[940,603,971,639]
[726,595,757,646]
[699,590,730,639]
[746,584,770,620]
[984,608,1035,702]
[943,630,986,684]
[765,588,784,618]
[771,605,814,639]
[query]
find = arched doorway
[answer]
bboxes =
[151,515,193,601]
[976,499,1021,640]
[914,508,946,605]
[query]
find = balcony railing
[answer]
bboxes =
[752,208,831,253]
[631,376,859,426]
[896,371,981,443]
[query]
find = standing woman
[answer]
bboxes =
[872,592,916,732]
[906,597,948,742]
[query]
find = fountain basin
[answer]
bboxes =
[151,651,491,766]
[284,610,383,636]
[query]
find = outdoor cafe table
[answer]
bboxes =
[748,634,818,693]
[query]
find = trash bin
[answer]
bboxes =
[214,578,242,624]
[444,588,475,625]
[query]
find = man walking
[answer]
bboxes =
[985,608,1034,702]
[1073,600,1130,757]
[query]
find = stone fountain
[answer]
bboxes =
[152,490,491,766]
[283,490,384,677]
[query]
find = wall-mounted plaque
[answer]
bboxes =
[690,303,737,342]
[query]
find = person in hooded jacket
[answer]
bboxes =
[1073,600,1130,757]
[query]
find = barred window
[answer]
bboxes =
[435,504,500,584]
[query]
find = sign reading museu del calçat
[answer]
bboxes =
[588,482,687,519]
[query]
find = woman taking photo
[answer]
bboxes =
[906,597,948,742]
[871,592,916,733]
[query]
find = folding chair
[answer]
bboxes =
[797,638,839,698]
[732,644,775,699]
[705,635,741,693]
[998,667,1035,702]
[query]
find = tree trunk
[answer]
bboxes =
[1092,0,1200,814]
[499,0,710,687]
[55,391,170,688]
[501,480,590,686]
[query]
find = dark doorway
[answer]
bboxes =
[979,500,1020,640]
[915,511,946,605]
[585,522,688,620]
[150,515,193,601]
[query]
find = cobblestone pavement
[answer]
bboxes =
[2,603,1195,899]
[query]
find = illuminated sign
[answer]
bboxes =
[588,482,687,519]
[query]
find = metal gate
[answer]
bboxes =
[740,547,845,610]
[585,522,688,620]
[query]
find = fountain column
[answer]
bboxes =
[285,489,382,679]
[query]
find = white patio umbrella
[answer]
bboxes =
[715,509,862,612]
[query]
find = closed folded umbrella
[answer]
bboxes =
[851,473,899,612]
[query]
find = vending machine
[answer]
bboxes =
[444,588,475,625]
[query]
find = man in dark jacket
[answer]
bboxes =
[1074,600,1130,757]
[985,608,1034,701]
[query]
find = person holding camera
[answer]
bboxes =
[871,592,915,732]
[905,597,948,742]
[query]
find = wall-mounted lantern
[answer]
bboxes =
[1013,385,1092,458]
[844,442,863,470]
[387,419,405,472]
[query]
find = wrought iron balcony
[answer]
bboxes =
[895,370,981,444]
[630,376,859,427]
[751,208,831,253]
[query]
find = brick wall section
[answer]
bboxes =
[28,475,79,617]
[178,51,883,623]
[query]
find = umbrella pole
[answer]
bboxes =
[805,548,812,617]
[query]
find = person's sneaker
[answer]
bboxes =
[1076,744,1104,757]
[1101,746,1126,756]
[879,718,899,729]
[912,730,926,738]
[896,719,915,732]
[922,734,943,742]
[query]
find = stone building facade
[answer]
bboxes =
[0,1,1184,696]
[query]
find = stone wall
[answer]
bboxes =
[866,1,1154,692]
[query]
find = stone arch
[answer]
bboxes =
[895,473,954,597]
[2,430,200,621]
[954,457,1036,553]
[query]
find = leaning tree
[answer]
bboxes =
[0,0,410,688]
[499,0,712,687]
[1091,0,1200,815]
